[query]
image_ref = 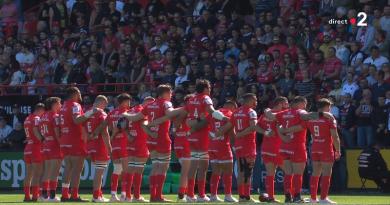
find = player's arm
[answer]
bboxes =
[149,108,186,127]
[263,108,277,121]
[236,119,258,138]
[101,125,112,154]
[54,126,60,142]
[91,121,107,139]
[206,104,229,121]
[254,125,274,136]
[279,124,304,135]
[331,128,341,159]
[141,120,158,138]
[33,126,44,141]
[73,107,98,124]
[277,125,292,143]
[216,121,233,137]
[122,112,145,121]
[300,111,334,121]
[81,126,88,142]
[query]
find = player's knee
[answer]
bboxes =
[94,162,108,170]
[113,163,123,174]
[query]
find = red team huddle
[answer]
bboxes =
[22,80,341,204]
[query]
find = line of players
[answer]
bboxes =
[22,79,341,203]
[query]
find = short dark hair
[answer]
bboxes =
[65,87,80,100]
[34,103,45,111]
[143,96,155,103]
[242,93,257,101]
[184,94,194,102]
[224,100,237,108]
[156,84,172,97]
[274,96,288,105]
[291,96,307,105]
[117,93,131,104]
[317,98,332,109]
[44,97,61,110]
[195,79,211,93]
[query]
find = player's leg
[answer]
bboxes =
[319,162,335,203]
[48,159,62,201]
[153,152,171,202]
[61,156,72,201]
[196,153,209,202]
[282,159,293,202]
[31,162,43,201]
[41,160,51,200]
[92,161,108,202]
[177,158,190,201]
[23,163,33,201]
[237,157,255,201]
[187,156,198,201]
[69,156,86,200]
[291,162,306,202]
[120,157,132,201]
[129,157,148,202]
[310,161,322,202]
[209,161,222,201]
[221,161,236,202]
[264,162,278,201]
[110,159,122,201]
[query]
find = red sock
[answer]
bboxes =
[61,184,70,199]
[187,178,195,198]
[197,179,206,198]
[178,186,187,195]
[32,186,39,200]
[99,188,103,197]
[126,173,133,199]
[93,190,99,199]
[266,176,275,199]
[24,186,31,200]
[210,174,220,195]
[49,181,58,192]
[283,175,292,195]
[320,176,331,200]
[121,173,128,195]
[133,173,142,199]
[244,184,251,197]
[110,173,119,194]
[71,187,79,199]
[149,175,156,200]
[155,175,166,200]
[42,181,49,192]
[238,184,244,196]
[310,176,320,200]
[293,174,303,196]
[223,174,232,195]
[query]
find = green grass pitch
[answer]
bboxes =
[0,193,389,204]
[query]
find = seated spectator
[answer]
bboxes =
[342,72,359,97]
[372,70,390,102]
[0,117,13,148]
[358,143,390,193]
[363,46,389,70]
[349,41,365,74]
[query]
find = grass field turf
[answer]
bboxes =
[0,193,389,204]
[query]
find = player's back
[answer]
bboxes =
[24,114,41,147]
[128,104,147,143]
[209,108,232,146]
[305,116,335,149]
[59,100,83,144]
[231,105,257,157]
[39,111,58,141]
[85,109,107,141]
[258,113,281,148]
[142,98,171,137]
[276,108,307,144]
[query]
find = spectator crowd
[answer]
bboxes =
[0,0,390,149]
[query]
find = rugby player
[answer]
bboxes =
[83,95,111,202]
[208,100,238,202]
[23,103,45,202]
[59,87,97,202]
[40,97,62,202]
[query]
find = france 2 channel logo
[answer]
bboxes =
[328,12,368,27]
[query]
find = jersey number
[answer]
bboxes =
[313,125,320,137]
[194,108,199,118]
[60,114,64,125]
[237,119,243,130]
[41,124,49,135]
[87,122,92,133]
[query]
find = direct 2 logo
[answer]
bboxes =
[328,12,367,27]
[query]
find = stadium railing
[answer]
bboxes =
[0,83,143,96]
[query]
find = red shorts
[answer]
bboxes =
[187,131,209,152]
[209,144,233,163]
[128,142,149,158]
[61,143,87,157]
[87,141,109,162]
[174,137,191,159]
[147,137,171,154]
[234,143,256,158]
[261,152,283,166]
[279,143,307,163]
[42,141,63,160]
[311,147,334,162]
[24,146,43,164]
[111,137,128,160]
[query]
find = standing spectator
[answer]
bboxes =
[8,104,26,131]
[277,68,294,97]
[294,69,315,98]
[372,70,390,102]
[237,51,250,80]
[379,5,390,40]
[329,79,343,103]
[339,93,356,148]
[373,96,388,144]
[363,46,389,70]
[334,36,350,65]
[374,30,389,59]
[15,43,35,69]
[349,41,365,74]
[356,89,375,147]
[356,25,375,54]
[341,72,359,97]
